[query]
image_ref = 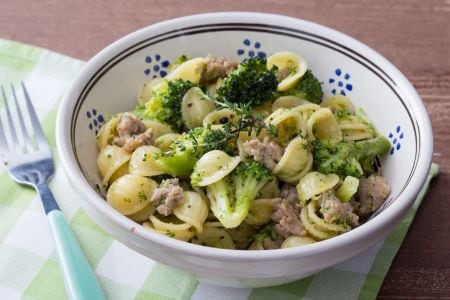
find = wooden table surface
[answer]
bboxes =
[1,0,449,298]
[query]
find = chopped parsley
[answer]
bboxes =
[166,230,176,238]
[137,191,147,202]
[249,223,278,242]
[335,109,352,119]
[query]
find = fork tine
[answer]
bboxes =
[0,112,9,154]
[11,83,31,151]
[1,85,20,148]
[20,82,48,147]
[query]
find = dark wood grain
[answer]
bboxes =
[1,0,449,298]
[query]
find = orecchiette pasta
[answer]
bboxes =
[307,200,350,233]
[321,95,354,113]
[129,145,164,177]
[272,96,311,111]
[173,191,209,233]
[106,174,157,215]
[97,145,131,185]
[154,133,181,151]
[292,103,321,121]
[167,57,206,83]
[258,179,281,199]
[202,109,238,130]
[273,136,311,183]
[244,198,274,226]
[267,51,308,91]
[289,152,313,184]
[181,87,216,129]
[141,119,173,138]
[296,171,339,202]
[191,150,241,186]
[109,162,129,183]
[264,108,306,145]
[307,107,343,143]
[192,223,235,249]
[300,201,350,240]
[281,236,315,248]
[97,114,121,149]
[149,214,192,232]
[206,77,223,96]
[144,219,194,242]
[338,116,375,141]
[128,202,155,222]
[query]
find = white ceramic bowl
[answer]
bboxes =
[56,12,433,288]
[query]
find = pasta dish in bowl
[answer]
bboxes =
[97,53,392,250]
[56,12,433,287]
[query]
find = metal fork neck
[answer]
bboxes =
[36,183,60,214]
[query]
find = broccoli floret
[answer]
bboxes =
[206,162,272,228]
[202,126,236,155]
[312,136,390,178]
[217,57,278,108]
[249,222,278,243]
[282,70,323,104]
[143,79,194,132]
[155,126,236,178]
[312,139,362,177]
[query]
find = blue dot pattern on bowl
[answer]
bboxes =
[388,125,404,155]
[144,54,170,78]
[329,68,353,96]
[86,108,105,136]
[237,39,266,61]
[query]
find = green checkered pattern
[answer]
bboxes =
[0,38,439,300]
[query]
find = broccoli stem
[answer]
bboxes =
[355,136,391,174]
[355,136,391,161]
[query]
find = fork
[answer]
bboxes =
[0,82,105,300]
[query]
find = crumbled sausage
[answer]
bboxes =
[276,67,291,81]
[356,175,390,216]
[271,199,306,238]
[320,191,359,227]
[150,178,185,216]
[122,129,154,152]
[227,223,259,250]
[200,55,238,83]
[113,113,154,152]
[243,137,284,171]
[280,183,299,205]
[262,236,284,250]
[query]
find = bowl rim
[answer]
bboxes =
[56,12,433,262]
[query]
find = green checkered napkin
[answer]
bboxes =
[0,38,439,300]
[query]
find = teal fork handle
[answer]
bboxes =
[47,208,105,300]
